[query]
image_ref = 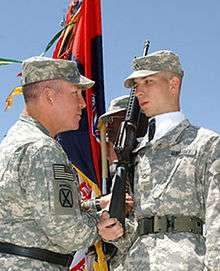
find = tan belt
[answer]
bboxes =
[137,215,203,235]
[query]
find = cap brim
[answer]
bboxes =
[124,70,159,88]
[99,108,126,120]
[75,75,95,90]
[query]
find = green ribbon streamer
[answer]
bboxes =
[42,21,76,55]
[0,57,22,66]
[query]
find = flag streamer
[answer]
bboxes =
[42,21,77,56]
[0,57,22,66]
[5,86,23,111]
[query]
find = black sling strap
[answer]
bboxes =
[0,241,75,267]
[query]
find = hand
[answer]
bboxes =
[99,193,112,209]
[125,193,134,215]
[99,193,134,212]
[97,211,124,241]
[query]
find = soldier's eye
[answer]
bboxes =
[145,79,153,85]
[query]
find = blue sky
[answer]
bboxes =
[0,0,220,140]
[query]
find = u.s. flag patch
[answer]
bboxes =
[53,164,75,181]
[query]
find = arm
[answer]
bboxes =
[204,139,220,270]
[19,141,122,253]
[81,194,112,212]
[105,216,138,257]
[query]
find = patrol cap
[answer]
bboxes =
[98,95,129,143]
[99,95,129,121]
[21,56,95,90]
[124,50,184,88]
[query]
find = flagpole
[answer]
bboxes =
[98,119,108,194]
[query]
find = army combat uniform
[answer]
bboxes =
[111,119,220,271]
[0,115,99,271]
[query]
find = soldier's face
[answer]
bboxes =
[53,81,86,132]
[134,72,179,117]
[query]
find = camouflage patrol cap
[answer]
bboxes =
[98,95,129,143]
[99,95,129,121]
[22,56,95,90]
[124,50,184,88]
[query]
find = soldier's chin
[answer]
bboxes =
[72,123,80,131]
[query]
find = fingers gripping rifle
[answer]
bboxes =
[109,41,150,229]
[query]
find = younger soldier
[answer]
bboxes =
[109,50,220,270]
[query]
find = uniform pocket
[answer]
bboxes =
[152,147,198,200]
[152,158,182,199]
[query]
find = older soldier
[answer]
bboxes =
[0,56,123,271]
[110,50,220,271]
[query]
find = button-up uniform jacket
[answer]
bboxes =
[0,115,98,271]
[112,119,220,271]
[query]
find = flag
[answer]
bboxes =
[53,1,107,270]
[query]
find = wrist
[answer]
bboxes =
[95,197,102,211]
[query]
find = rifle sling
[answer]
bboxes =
[0,241,75,267]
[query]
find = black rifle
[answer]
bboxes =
[109,41,150,229]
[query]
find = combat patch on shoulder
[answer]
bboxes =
[53,164,79,215]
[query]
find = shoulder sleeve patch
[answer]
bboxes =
[53,164,80,215]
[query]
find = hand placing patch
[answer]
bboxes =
[53,164,79,215]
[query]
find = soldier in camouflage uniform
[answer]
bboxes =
[109,50,220,270]
[0,56,123,271]
[99,95,130,179]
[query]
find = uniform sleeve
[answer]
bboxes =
[81,198,97,212]
[107,217,138,258]
[19,142,99,254]
[204,139,220,270]
[106,217,137,269]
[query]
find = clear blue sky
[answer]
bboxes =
[0,0,220,140]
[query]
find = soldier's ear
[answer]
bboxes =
[170,76,180,95]
[44,87,56,105]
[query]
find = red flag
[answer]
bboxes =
[72,0,104,188]
[53,1,108,270]
[53,0,105,190]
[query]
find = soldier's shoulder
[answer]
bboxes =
[188,123,220,142]
[188,125,220,157]
[26,136,64,157]
[198,126,220,143]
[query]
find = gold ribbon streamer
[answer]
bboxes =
[5,86,23,111]
[93,241,109,271]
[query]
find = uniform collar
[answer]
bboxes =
[20,114,50,136]
[150,111,186,142]
[133,119,191,153]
